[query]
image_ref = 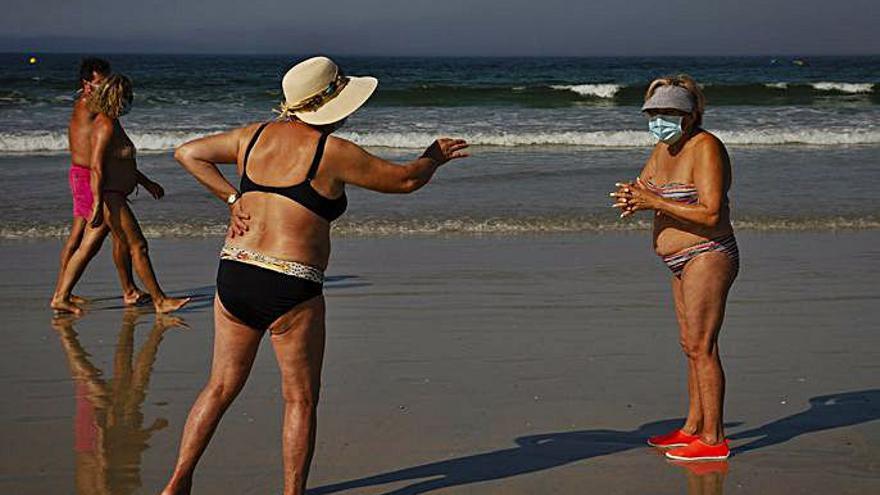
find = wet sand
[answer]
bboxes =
[0,232,878,494]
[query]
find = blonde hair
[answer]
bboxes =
[87,73,133,119]
[645,74,706,127]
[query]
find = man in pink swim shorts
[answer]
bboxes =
[52,58,156,307]
[68,162,94,219]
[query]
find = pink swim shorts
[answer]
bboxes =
[69,163,93,219]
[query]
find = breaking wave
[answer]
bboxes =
[3,126,879,154]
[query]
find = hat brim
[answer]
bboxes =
[295,76,378,126]
[641,101,693,113]
[640,93,694,113]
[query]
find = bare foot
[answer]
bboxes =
[123,288,150,306]
[156,313,190,331]
[70,294,88,305]
[50,313,81,331]
[154,296,191,314]
[50,297,83,315]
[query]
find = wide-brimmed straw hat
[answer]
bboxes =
[641,85,695,113]
[279,56,378,125]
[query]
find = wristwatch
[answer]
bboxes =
[226,192,239,206]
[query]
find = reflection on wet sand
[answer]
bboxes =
[51,311,186,495]
[670,460,728,495]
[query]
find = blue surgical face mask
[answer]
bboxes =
[648,115,683,144]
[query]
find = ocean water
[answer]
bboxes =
[1,54,878,237]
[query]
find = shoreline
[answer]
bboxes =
[3,214,880,241]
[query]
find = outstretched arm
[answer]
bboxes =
[329,138,469,193]
[174,127,250,236]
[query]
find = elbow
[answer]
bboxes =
[398,177,427,194]
[703,212,721,228]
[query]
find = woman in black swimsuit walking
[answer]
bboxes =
[161,57,468,495]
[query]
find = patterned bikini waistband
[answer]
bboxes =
[219,245,324,284]
[661,234,739,263]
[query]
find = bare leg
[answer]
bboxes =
[53,216,88,304]
[107,311,137,423]
[675,461,728,495]
[162,298,262,495]
[672,276,703,435]
[110,234,147,305]
[268,296,326,495]
[51,221,110,314]
[104,194,189,313]
[679,253,737,445]
[124,314,186,419]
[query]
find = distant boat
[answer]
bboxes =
[792,58,809,67]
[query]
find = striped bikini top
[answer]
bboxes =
[644,179,699,205]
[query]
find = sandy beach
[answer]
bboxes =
[0,231,878,494]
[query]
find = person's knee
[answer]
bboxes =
[679,336,714,360]
[129,237,149,258]
[205,375,246,404]
[280,380,319,411]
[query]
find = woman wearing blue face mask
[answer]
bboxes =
[53,73,190,315]
[610,75,738,461]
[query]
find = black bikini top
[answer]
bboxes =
[240,122,347,223]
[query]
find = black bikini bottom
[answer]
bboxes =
[216,259,322,331]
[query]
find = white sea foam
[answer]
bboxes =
[3,127,880,154]
[340,130,653,148]
[0,130,210,153]
[810,82,875,94]
[765,82,789,89]
[550,84,622,98]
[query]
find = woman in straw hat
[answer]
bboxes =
[611,75,738,461]
[162,56,468,495]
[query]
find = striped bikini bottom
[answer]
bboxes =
[661,234,740,278]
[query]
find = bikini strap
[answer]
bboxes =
[242,122,270,172]
[305,132,330,180]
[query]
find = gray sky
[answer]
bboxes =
[2,0,877,55]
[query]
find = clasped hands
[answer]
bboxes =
[610,177,660,219]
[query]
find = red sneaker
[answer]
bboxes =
[647,429,700,448]
[665,439,730,461]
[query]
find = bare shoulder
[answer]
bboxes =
[231,122,268,162]
[690,131,731,177]
[690,130,726,155]
[238,122,266,144]
[71,96,90,117]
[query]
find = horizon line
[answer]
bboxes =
[3,51,879,58]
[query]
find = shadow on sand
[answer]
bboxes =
[309,389,880,495]
[88,274,371,313]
